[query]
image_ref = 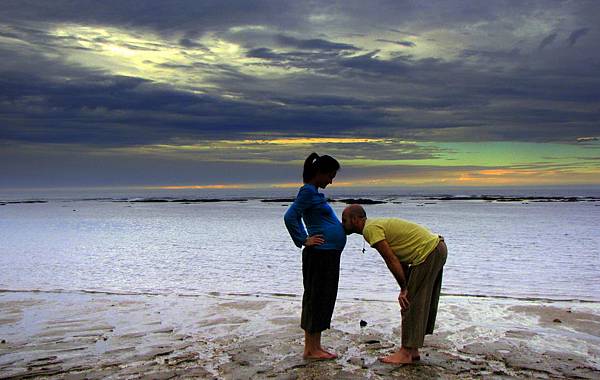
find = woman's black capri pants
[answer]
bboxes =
[300,247,342,333]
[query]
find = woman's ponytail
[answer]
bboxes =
[303,152,320,183]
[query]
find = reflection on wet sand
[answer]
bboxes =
[1,291,599,379]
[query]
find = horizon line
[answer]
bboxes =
[2,183,600,192]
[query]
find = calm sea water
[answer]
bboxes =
[1,187,599,302]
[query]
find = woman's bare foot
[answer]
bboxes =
[318,348,338,359]
[303,348,336,360]
[303,332,337,359]
[379,348,413,364]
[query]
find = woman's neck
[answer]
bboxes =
[306,181,319,189]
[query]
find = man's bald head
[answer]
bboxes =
[342,204,367,235]
[344,204,366,219]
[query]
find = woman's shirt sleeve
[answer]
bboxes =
[283,187,313,248]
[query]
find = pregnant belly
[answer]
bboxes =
[321,224,346,246]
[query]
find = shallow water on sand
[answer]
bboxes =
[1,195,599,302]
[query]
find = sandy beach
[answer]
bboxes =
[1,290,599,379]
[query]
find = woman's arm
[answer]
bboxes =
[284,187,312,248]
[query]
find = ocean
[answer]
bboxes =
[1,187,599,302]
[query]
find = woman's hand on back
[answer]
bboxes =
[305,235,325,247]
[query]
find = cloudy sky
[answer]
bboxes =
[1,0,599,189]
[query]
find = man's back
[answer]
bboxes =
[363,218,439,265]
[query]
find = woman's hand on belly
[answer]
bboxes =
[305,235,325,247]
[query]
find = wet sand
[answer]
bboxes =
[1,291,599,379]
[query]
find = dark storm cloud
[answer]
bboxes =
[388,29,419,36]
[0,0,309,35]
[171,140,449,163]
[460,48,521,61]
[1,0,600,147]
[0,58,396,146]
[275,35,358,51]
[376,39,416,47]
[538,33,557,50]
[338,52,412,76]
[246,47,280,60]
[0,24,90,52]
[567,27,590,47]
[178,38,208,50]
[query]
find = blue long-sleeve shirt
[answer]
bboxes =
[283,184,347,251]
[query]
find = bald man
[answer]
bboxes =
[342,204,447,364]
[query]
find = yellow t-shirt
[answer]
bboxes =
[362,218,440,266]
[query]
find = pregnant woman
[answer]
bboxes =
[284,152,347,360]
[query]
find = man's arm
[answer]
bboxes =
[372,239,410,310]
[372,239,407,290]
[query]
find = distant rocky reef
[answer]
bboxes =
[420,196,600,202]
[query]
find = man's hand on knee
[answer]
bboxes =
[398,289,410,311]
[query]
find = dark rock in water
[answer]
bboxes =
[261,198,296,203]
[128,198,249,203]
[3,200,48,204]
[337,198,387,205]
[421,195,600,203]
[360,320,368,327]
[553,318,562,323]
[175,198,248,203]
[130,199,170,203]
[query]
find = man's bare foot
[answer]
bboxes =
[409,348,420,361]
[379,348,413,364]
[303,349,336,360]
